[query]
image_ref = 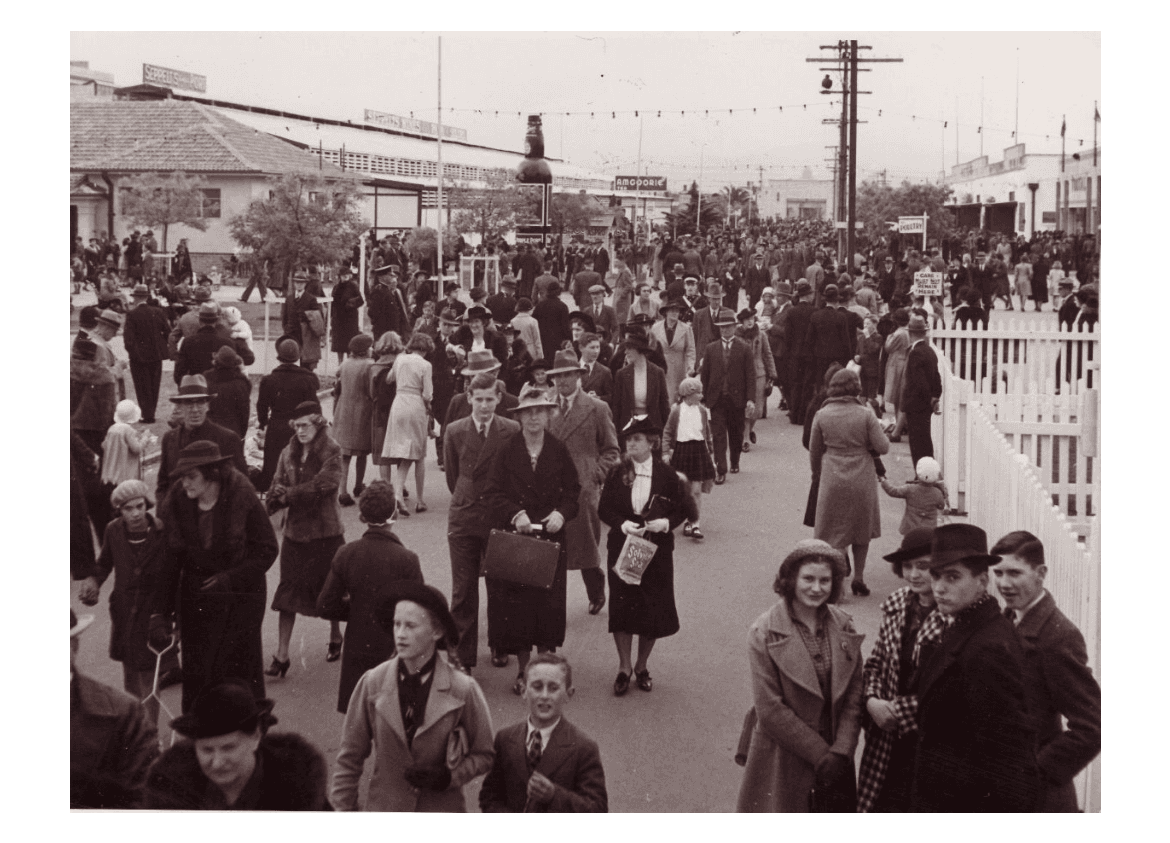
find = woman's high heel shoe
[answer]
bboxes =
[326,641,342,662]
[265,656,291,678]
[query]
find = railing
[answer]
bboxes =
[931,320,1098,395]
[963,400,1101,812]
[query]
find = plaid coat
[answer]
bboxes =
[856,587,947,813]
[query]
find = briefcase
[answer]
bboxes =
[483,529,560,589]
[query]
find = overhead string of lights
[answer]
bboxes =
[856,105,1098,147]
[425,102,834,119]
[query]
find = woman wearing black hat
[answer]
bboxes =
[856,528,941,812]
[598,416,687,696]
[203,344,251,438]
[483,385,582,694]
[331,584,495,811]
[144,679,329,809]
[152,440,279,712]
[611,332,670,434]
[255,339,320,493]
[264,401,346,677]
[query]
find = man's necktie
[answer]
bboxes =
[478,423,486,441]
[1004,607,1016,623]
[527,730,543,770]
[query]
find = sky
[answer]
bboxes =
[70,31,1100,192]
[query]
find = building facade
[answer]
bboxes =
[755,174,835,221]
[944,143,1101,237]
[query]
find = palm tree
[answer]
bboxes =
[721,185,751,227]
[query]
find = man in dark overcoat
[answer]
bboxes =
[782,280,817,425]
[122,284,170,423]
[156,375,247,500]
[990,531,1101,812]
[444,372,521,670]
[367,264,412,341]
[911,524,1040,813]
[174,302,255,384]
[801,284,862,396]
[533,281,572,367]
[902,314,943,466]
[699,308,757,483]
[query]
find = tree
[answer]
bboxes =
[120,171,210,253]
[663,182,724,238]
[855,179,959,251]
[448,169,527,242]
[721,185,751,227]
[403,226,461,275]
[228,172,366,285]
[549,192,598,240]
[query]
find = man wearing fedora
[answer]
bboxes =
[90,308,128,399]
[444,371,522,670]
[368,264,412,341]
[989,531,1101,812]
[902,313,942,467]
[175,302,256,384]
[167,286,219,358]
[699,308,756,483]
[122,284,170,423]
[547,349,621,615]
[744,250,770,310]
[910,524,1040,812]
[71,610,159,808]
[157,374,247,500]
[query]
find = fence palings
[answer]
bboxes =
[931,319,1098,395]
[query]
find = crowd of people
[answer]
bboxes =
[70,218,1100,812]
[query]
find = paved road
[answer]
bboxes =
[71,384,929,812]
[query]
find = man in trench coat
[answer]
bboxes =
[547,351,620,615]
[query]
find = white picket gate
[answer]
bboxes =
[931,319,1098,396]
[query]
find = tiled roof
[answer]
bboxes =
[71,100,348,176]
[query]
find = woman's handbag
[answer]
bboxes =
[483,528,560,589]
[614,533,658,586]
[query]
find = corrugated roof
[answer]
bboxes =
[70,100,347,176]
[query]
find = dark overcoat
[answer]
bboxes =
[255,363,320,491]
[910,596,1041,812]
[598,458,687,639]
[157,467,279,712]
[330,279,364,354]
[144,732,329,810]
[483,431,581,651]
[316,526,424,713]
[156,419,246,500]
[70,672,159,808]
[203,365,252,438]
[94,513,169,671]
[1016,591,1101,811]
[611,361,671,433]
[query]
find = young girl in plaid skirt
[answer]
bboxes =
[662,378,716,540]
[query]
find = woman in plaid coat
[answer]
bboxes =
[856,528,945,812]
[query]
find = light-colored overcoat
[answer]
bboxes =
[737,600,864,813]
[548,389,620,571]
[331,653,495,811]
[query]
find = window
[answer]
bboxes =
[198,188,221,218]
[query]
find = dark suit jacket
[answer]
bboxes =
[911,597,1040,812]
[902,340,942,415]
[579,361,613,403]
[691,306,718,367]
[444,388,520,434]
[485,292,517,328]
[1016,591,1101,811]
[803,305,858,364]
[444,414,521,538]
[699,338,756,408]
[533,297,571,365]
[611,361,670,432]
[744,263,770,298]
[479,718,608,812]
[71,672,159,808]
[156,419,246,500]
[585,304,619,342]
[122,303,170,364]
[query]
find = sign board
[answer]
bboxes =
[515,230,545,245]
[834,221,866,229]
[898,216,926,234]
[911,271,944,298]
[614,175,668,192]
[363,109,468,142]
[143,63,207,93]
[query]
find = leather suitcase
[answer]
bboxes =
[483,528,560,589]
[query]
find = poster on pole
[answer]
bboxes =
[911,271,944,298]
[898,216,926,234]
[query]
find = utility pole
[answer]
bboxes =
[808,40,901,267]
[824,146,838,221]
[436,35,443,280]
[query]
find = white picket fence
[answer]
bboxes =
[963,400,1101,812]
[931,319,1098,395]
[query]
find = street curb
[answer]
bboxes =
[141,387,334,469]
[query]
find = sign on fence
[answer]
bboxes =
[912,271,944,297]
